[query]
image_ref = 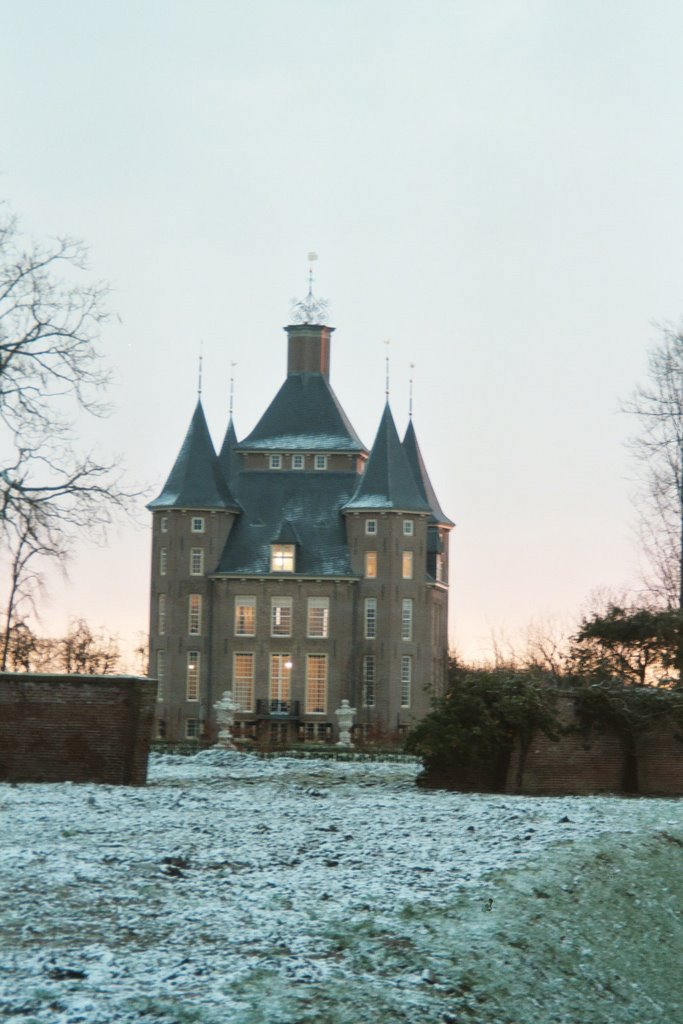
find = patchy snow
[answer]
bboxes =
[1,750,682,1023]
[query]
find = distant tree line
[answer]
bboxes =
[0,617,133,675]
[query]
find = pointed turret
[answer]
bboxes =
[148,401,240,511]
[343,404,431,513]
[402,419,454,527]
[219,417,241,484]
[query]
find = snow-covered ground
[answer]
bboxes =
[1,750,682,1024]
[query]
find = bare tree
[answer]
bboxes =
[0,204,136,647]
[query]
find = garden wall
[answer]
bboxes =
[0,673,156,786]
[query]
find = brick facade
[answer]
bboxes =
[0,673,156,786]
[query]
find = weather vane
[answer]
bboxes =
[409,362,415,417]
[290,252,330,325]
[229,361,237,417]
[384,339,391,400]
[198,341,203,398]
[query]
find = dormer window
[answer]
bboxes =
[314,455,327,470]
[271,543,295,572]
[270,454,282,469]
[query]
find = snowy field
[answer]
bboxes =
[1,751,682,1024]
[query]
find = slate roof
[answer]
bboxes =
[218,417,242,484]
[148,401,240,511]
[342,403,432,514]
[215,471,357,577]
[237,373,366,453]
[402,419,454,527]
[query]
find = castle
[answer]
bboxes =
[148,293,452,744]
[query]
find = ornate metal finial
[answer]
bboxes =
[409,363,415,418]
[229,362,237,417]
[198,342,203,398]
[384,339,391,400]
[290,252,330,325]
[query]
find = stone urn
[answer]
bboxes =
[335,698,357,748]
[213,690,241,749]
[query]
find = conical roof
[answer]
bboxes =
[402,419,454,527]
[148,401,240,511]
[343,403,431,513]
[218,417,241,484]
[237,373,365,453]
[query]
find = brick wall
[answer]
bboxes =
[0,673,157,786]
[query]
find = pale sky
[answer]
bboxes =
[3,0,683,663]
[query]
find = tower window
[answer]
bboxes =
[187,651,200,701]
[156,650,165,702]
[403,520,414,536]
[160,516,168,533]
[269,454,282,469]
[365,597,377,639]
[185,718,199,738]
[364,551,377,578]
[401,598,413,641]
[159,547,167,576]
[188,594,202,635]
[402,551,413,579]
[190,548,204,575]
[314,455,327,470]
[292,454,305,470]
[191,517,205,533]
[365,519,377,536]
[401,655,412,707]
[158,594,166,636]
[363,655,376,707]
[271,544,295,572]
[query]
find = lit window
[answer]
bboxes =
[402,551,413,579]
[191,517,205,533]
[401,655,412,707]
[156,650,165,702]
[190,548,204,575]
[271,544,295,572]
[363,655,375,707]
[270,653,292,706]
[436,553,445,583]
[158,594,166,636]
[186,718,199,738]
[188,594,202,635]
[365,519,377,535]
[292,454,305,470]
[270,454,282,469]
[314,455,327,470]
[234,596,256,636]
[401,598,413,641]
[233,652,255,712]
[403,520,414,536]
[365,551,377,578]
[306,654,327,713]
[365,597,377,639]
[307,597,329,638]
[160,516,168,533]
[159,547,167,576]
[271,597,293,636]
[187,651,200,700]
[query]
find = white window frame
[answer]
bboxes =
[160,516,168,533]
[365,551,377,579]
[401,598,413,641]
[365,519,377,535]
[402,551,413,580]
[191,516,205,533]
[233,652,255,713]
[271,544,295,572]
[271,596,293,637]
[187,651,200,701]
[292,454,305,470]
[234,596,256,636]
[314,454,328,470]
[364,597,377,639]
[363,654,375,707]
[306,653,328,714]
[401,655,412,707]
[185,717,199,738]
[190,547,204,576]
[269,454,282,469]
[159,547,167,576]
[188,594,202,635]
[156,650,165,702]
[403,520,414,536]
[158,594,166,636]
[270,653,292,704]
[307,597,329,638]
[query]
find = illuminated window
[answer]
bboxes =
[365,551,377,578]
[186,718,199,738]
[270,654,292,705]
[365,519,377,535]
[292,454,305,470]
[307,597,329,638]
[156,650,165,702]
[234,596,256,636]
[269,454,282,469]
[365,597,377,639]
[191,517,205,533]
[306,654,327,713]
[401,655,412,707]
[403,520,414,536]
[363,655,375,707]
[271,544,295,572]
[159,548,167,575]
[190,548,204,575]
[158,594,166,636]
[314,455,327,470]
[188,594,202,635]
[233,653,255,712]
[436,553,445,582]
[160,516,168,533]
[402,551,413,579]
[401,598,413,641]
[271,597,293,636]
[187,651,200,700]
